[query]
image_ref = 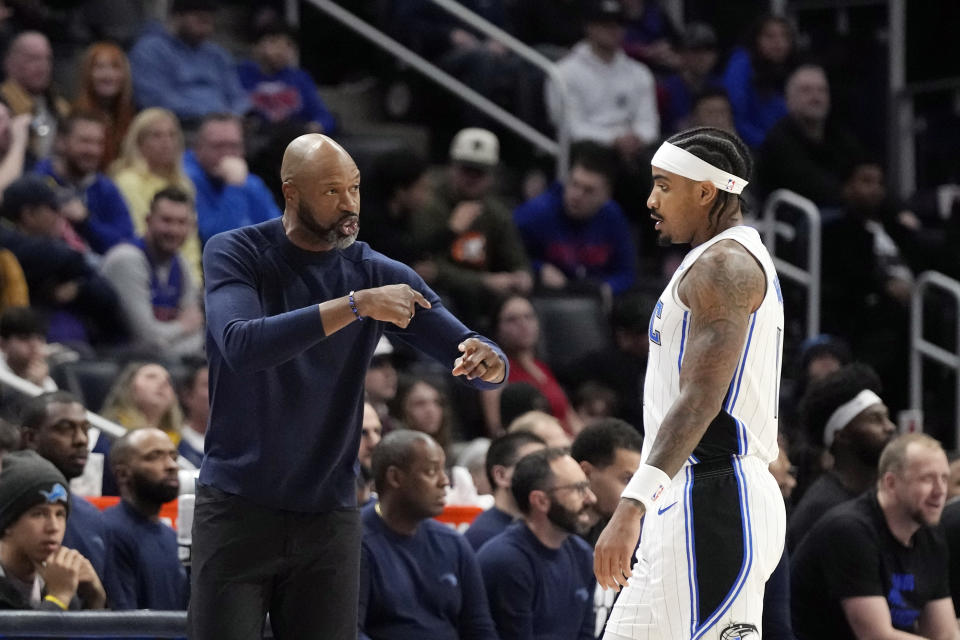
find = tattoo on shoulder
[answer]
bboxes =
[681,242,765,314]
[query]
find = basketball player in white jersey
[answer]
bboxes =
[594,127,786,640]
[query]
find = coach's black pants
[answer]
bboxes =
[187,484,360,640]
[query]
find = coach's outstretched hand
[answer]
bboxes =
[453,338,506,383]
[594,498,646,591]
[354,284,431,328]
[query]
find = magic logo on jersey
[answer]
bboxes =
[719,622,758,639]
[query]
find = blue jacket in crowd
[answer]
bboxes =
[236,61,337,134]
[722,47,788,148]
[32,161,134,254]
[183,151,281,244]
[514,182,637,295]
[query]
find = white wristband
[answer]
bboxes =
[621,464,672,511]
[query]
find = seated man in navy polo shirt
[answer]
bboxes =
[477,447,598,640]
[359,430,498,640]
[465,430,545,551]
[103,428,188,610]
[19,392,108,584]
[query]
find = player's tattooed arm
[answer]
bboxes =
[645,240,765,478]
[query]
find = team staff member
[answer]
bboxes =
[595,127,785,639]
[189,134,507,639]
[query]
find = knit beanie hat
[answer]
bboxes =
[0,451,70,533]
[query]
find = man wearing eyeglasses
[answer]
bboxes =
[477,447,598,640]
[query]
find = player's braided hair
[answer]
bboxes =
[665,127,753,226]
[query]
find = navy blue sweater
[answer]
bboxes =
[477,521,596,640]
[359,503,498,640]
[102,501,188,610]
[201,219,506,512]
[464,506,514,551]
[62,495,107,583]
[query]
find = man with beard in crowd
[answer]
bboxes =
[787,363,896,552]
[191,133,507,639]
[102,428,188,610]
[465,430,546,551]
[478,447,597,640]
[34,111,135,254]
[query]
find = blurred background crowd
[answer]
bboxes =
[0,0,959,636]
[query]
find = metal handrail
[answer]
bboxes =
[0,367,194,472]
[909,270,960,440]
[760,189,822,340]
[303,0,567,177]
[0,610,187,637]
[425,0,570,177]
[0,367,125,439]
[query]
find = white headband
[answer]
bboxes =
[651,142,749,195]
[823,389,883,448]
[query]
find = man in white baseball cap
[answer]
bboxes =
[412,128,532,325]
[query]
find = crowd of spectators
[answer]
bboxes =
[0,0,958,638]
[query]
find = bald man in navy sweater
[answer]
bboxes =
[188,134,508,640]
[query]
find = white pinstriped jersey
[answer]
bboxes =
[642,225,783,466]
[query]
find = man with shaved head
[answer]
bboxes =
[190,133,509,639]
[0,31,69,158]
[103,428,187,610]
[360,430,499,639]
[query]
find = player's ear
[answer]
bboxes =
[579,460,594,478]
[698,181,717,207]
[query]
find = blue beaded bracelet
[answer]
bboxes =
[348,290,363,320]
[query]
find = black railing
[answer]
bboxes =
[0,611,186,638]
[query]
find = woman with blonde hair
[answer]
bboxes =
[111,108,200,278]
[73,42,135,169]
[101,362,183,445]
